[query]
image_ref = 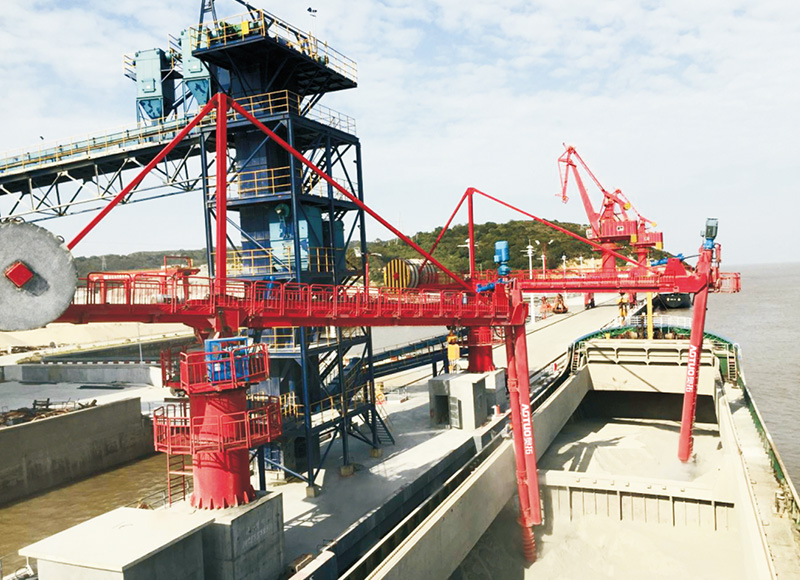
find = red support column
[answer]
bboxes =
[677,250,712,462]
[189,389,255,508]
[600,242,617,272]
[467,327,495,373]
[215,93,228,297]
[468,193,476,280]
[504,327,536,563]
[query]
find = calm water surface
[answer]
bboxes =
[0,454,166,573]
[706,262,800,481]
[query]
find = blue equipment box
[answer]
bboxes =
[205,337,249,383]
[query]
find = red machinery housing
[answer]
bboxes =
[152,338,281,508]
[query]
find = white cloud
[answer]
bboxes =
[0,0,797,264]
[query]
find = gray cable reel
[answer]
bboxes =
[0,222,78,331]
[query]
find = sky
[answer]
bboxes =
[0,0,798,265]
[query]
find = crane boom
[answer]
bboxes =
[558,145,663,268]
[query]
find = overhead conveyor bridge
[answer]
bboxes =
[371,334,452,378]
[0,89,356,219]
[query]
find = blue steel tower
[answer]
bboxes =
[184,6,388,489]
[0,2,390,493]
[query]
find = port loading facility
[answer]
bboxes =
[0,2,743,577]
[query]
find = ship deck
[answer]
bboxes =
[456,340,800,580]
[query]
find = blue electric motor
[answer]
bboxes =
[494,241,511,277]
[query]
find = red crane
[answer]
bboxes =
[558,145,664,270]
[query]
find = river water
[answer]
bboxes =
[705,262,800,481]
[0,455,167,574]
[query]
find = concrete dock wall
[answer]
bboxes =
[533,369,592,458]
[0,398,154,505]
[2,363,161,386]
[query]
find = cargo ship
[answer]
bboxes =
[655,292,693,309]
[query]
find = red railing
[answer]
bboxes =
[67,273,511,323]
[716,272,741,293]
[153,403,192,455]
[153,397,282,455]
[474,268,681,292]
[180,343,270,394]
[63,266,716,329]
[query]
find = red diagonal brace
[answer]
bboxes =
[471,188,659,274]
[227,98,473,293]
[68,98,219,250]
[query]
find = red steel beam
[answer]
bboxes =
[418,188,470,272]
[471,189,659,274]
[468,192,476,280]
[68,98,218,250]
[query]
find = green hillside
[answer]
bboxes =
[365,219,591,277]
[74,250,207,278]
[74,218,665,280]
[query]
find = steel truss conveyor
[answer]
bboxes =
[56,264,710,330]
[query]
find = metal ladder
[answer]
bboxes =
[570,344,585,373]
[727,346,739,384]
[167,454,193,505]
[374,405,395,445]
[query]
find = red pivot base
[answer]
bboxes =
[190,487,255,510]
[191,447,255,509]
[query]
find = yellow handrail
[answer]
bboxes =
[187,9,357,83]
[213,246,337,276]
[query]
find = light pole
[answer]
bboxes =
[579,255,584,273]
[307,7,318,53]
[562,254,567,275]
[458,238,478,275]
[522,242,535,278]
[307,7,317,34]
[534,239,553,274]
